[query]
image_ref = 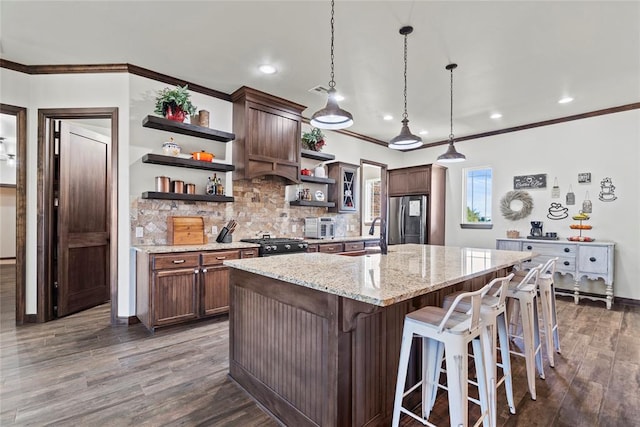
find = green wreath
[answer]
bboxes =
[500,190,534,221]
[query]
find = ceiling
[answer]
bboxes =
[1,1,639,148]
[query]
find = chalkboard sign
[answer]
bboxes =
[514,173,547,189]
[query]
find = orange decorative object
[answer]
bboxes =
[570,224,593,230]
[191,150,214,162]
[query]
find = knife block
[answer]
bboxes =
[215,226,233,243]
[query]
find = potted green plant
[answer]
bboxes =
[154,85,197,122]
[301,128,326,151]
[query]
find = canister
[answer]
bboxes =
[185,183,196,194]
[155,176,170,192]
[171,180,184,193]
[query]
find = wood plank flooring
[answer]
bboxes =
[1,264,639,426]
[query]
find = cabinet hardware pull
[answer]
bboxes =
[589,257,596,262]
[202,268,207,273]
[564,261,570,266]
[564,248,570,253]
[526,245,532,250]
[194,269,199,274]
[173,259,186,264]
[216,256,227,260]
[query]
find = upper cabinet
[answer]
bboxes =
[327,162,359,213]
[231,87,305,183]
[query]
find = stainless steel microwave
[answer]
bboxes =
[304,217,336,239]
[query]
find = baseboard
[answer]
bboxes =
[615,296,640,307]
[24,314,37,323]
[115,316,140,326]
[127,316,140,325]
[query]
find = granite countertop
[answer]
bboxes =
[132,242,260,254]
[305,235,380,244]
[224,244,533,306]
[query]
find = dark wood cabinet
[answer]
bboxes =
[387,164,447,245]
[307,240,368,255]
[137,248,254,331]
[327,162,359,213]
[232,86,305,183]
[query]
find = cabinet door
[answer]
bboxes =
[388,170,407,196]
[578,246,609,274]
[152,267,198,326]
[406,166,431,194]
[201,265,230,316]
[329,162,359,213]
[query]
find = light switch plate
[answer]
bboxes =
[212,225,218,235]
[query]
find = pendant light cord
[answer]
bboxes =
[449,66,454,141]
[402,32,408,119]
[329,0,336,89]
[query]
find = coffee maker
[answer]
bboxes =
[530,221,543,237]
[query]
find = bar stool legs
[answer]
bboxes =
[538,258,562,367]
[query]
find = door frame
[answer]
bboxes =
[37,107,119,324]
[359,159,387,238]
[0,104,27,324]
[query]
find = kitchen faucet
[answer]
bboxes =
[369,217,381,235]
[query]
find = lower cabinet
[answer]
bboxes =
[137,247,258,331]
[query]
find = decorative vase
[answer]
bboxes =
[165,105,186,122]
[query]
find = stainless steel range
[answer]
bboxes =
[240,236,309,257]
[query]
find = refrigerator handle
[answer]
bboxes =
[399,203,405,241]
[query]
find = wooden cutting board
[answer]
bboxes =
[167,216,206,245]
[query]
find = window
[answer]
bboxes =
[364,178,381,223]
[462,167,492,228]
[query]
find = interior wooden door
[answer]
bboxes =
[56,122,110,317]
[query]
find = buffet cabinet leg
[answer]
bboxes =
[573,280,580,305]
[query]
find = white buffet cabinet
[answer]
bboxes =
[496,238,615,309]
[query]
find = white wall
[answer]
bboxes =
[405,109,640,300]
[0,187,16,259]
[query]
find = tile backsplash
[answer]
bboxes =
[131,176,361,245]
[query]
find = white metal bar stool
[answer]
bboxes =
[514,258,561,367]
[506,265,545,400]
[442,273,517,423]
[392,284,493,427]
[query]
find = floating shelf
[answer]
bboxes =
[142,115,235,142]
[300,175,336,184]
[300,149,336,161]
[142,153,234,172]
[142,191,234,203]
[289,200,336,208]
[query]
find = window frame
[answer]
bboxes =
[461,166,493,229]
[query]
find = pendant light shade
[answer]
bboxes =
[437,63,466,163]
[310,0,353,130]
[389,26,422,150]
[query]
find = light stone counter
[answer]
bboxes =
[224,243,533,306]
[132,242,260,254]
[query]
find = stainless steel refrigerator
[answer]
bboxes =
[388,195,428,245]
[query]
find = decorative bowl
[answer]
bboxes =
[162,140,181,156]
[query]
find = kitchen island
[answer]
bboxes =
[224,244,532,427]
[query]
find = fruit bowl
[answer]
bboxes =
[569,224,592,230]
[568,236,595,242]
[572,214,590,221]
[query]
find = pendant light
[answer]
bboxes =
[310,0,354,130]
[437,63,466,163]
[389,26,422,150]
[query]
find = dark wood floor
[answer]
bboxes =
[1,264,639,426]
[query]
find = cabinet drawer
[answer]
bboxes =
[152,253,200,270]
[307,244,319,253]
[578,246,609,274]
[523,255,576,273]
[318,243,344,253]
[240,248,259,259]
[522,242,577,256]
[497,240,522,252]
[344,241,365,252]
[201,250,240,266]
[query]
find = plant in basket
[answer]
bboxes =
[301,128,326,151]
[154,85,197,122]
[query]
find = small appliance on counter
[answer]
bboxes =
[304,217,336,239]
[526,220,559,240]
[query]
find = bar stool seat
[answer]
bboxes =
[506,265,545,400]
[392,284,493,427]
[442,273,517,422]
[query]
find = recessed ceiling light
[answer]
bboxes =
[383,115,393,121]
[258,64,277,75]
[558,97,573,104]
[490,113,502,119]
[419,130,429,135]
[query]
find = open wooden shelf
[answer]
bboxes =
[300,149,335,162]
[300,175,336,184]
[142,115,235,142]
[289,200,336,208]
[142,153,234,172]
[142,191,234,203]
